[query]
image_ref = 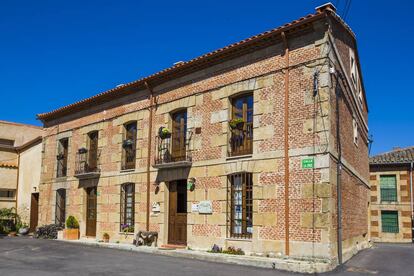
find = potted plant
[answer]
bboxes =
[63,216,80,240]
[103,233,110,243]
[158,127,171,139]
[18,222,29,235]
[78,147,87,154]
[229,118,244,130]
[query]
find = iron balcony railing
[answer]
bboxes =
[75,149,101,177]
[154,130,192,166]
[228,122,253,157]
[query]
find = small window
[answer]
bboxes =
[380,175,397,202]
[122,122,137,170]
[353,119,358,145]
[229,93,253,156]
[349,49,358,89]
[120,183,135,233]
[381,211,399,233]
[57,138,69,177]
[88,131,99,171]
[0,139,14,147]
[228,172,253,239]
[55,189,66,226]
[0,189,16,199]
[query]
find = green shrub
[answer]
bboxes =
[65,216,79,229]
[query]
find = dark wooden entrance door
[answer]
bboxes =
[86,187,97,237]
[168,180,187,245]
[29,193,39,232]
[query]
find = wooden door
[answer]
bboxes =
[88,131,99,171]
[86,187,97,237]
[29,193,39,232]
[168,180,187,245]
[171,111,187,162]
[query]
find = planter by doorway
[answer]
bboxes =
[63,229,79,240]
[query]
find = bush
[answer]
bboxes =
[208,244,245,255]
[34,224,63,239]
[0,208,20,234]
[66,216,79,229]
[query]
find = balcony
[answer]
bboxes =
[154,130,192,169]
[74,149,101,179]
[228,122,253,157]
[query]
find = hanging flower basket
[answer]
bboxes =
[229,118,244,130]
[158,127,172,139]
[122,139,134,148]
[56,153,65,160]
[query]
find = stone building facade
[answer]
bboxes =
[369,147,413,243]
[37,4,369,265]
[0,120,43,231]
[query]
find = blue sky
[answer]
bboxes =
[0,0,412,155]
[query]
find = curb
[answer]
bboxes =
[57,239,335,274]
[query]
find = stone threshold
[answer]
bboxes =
[57,239,335,274]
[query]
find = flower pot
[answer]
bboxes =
[18,227,29,235]
[63,229,79,240]
[8,231,17,237]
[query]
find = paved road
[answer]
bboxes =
[0,237,413,275]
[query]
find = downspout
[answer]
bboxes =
[144,81,154,232]
[281,31,290,256]
[15,151,21,213]
[335,75,343,265]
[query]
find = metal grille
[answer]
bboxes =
[228,172,253,239]
[380,175,397,202]
[381,211,399,233]
[55,189,66,226]
[120,183,135,232]
[56,138,68,178]
[229,94,253,156]
[121,122,137,170]
[155,130,192,165]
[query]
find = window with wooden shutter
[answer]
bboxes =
[55,189,66,226]
[122,122,137,170]
[229,93,253,156]
[380,175,397,202]
[88,131,99,171]
[56,138,69,177]
[228,172,253,239]
[381,211,399,233]
[120,183,135,233]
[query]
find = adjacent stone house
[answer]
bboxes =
[0,120,44,231]
[36,3,369,266]
[369,147,413,243]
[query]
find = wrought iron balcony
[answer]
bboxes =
[154,130,192,168]
[74,148,101,179]
[228,122,253,157]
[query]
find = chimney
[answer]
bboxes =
[315,2,337,13]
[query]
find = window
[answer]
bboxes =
[120,183,135,232]
[229,93,253,156]
[0,189,16,199]
[353,118,358,145]
[349,49,358,89]
[88,131,99,171]
[122,122,137,170]
[0,139,14,147]
[380,175,397,202]
[228,172,253,238]
[171,110,188,162]
[56,138,69,177]
[55,189,66,226]
[381,211,399,233]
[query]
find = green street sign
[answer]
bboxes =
[302,158,314,169]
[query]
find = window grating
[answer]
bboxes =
[227,172,253,239]
[381,211,399,233]
[380,175,397,202]
[120,183,135,232]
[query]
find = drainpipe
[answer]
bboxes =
[281,31,290,256]
[335,75,343,265]
[15,152,21,214]
[145,81,155,232]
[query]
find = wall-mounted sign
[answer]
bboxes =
[152,202,160,213]
[301,158,314,169]
[191,203,199,213]
[198,201,212,214]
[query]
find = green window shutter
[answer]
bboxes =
[380,175,397,202]
[381,211,399,233]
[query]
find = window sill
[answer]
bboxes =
[226,154,253,161]
[225,237,252,242]
[120,169,135,173]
